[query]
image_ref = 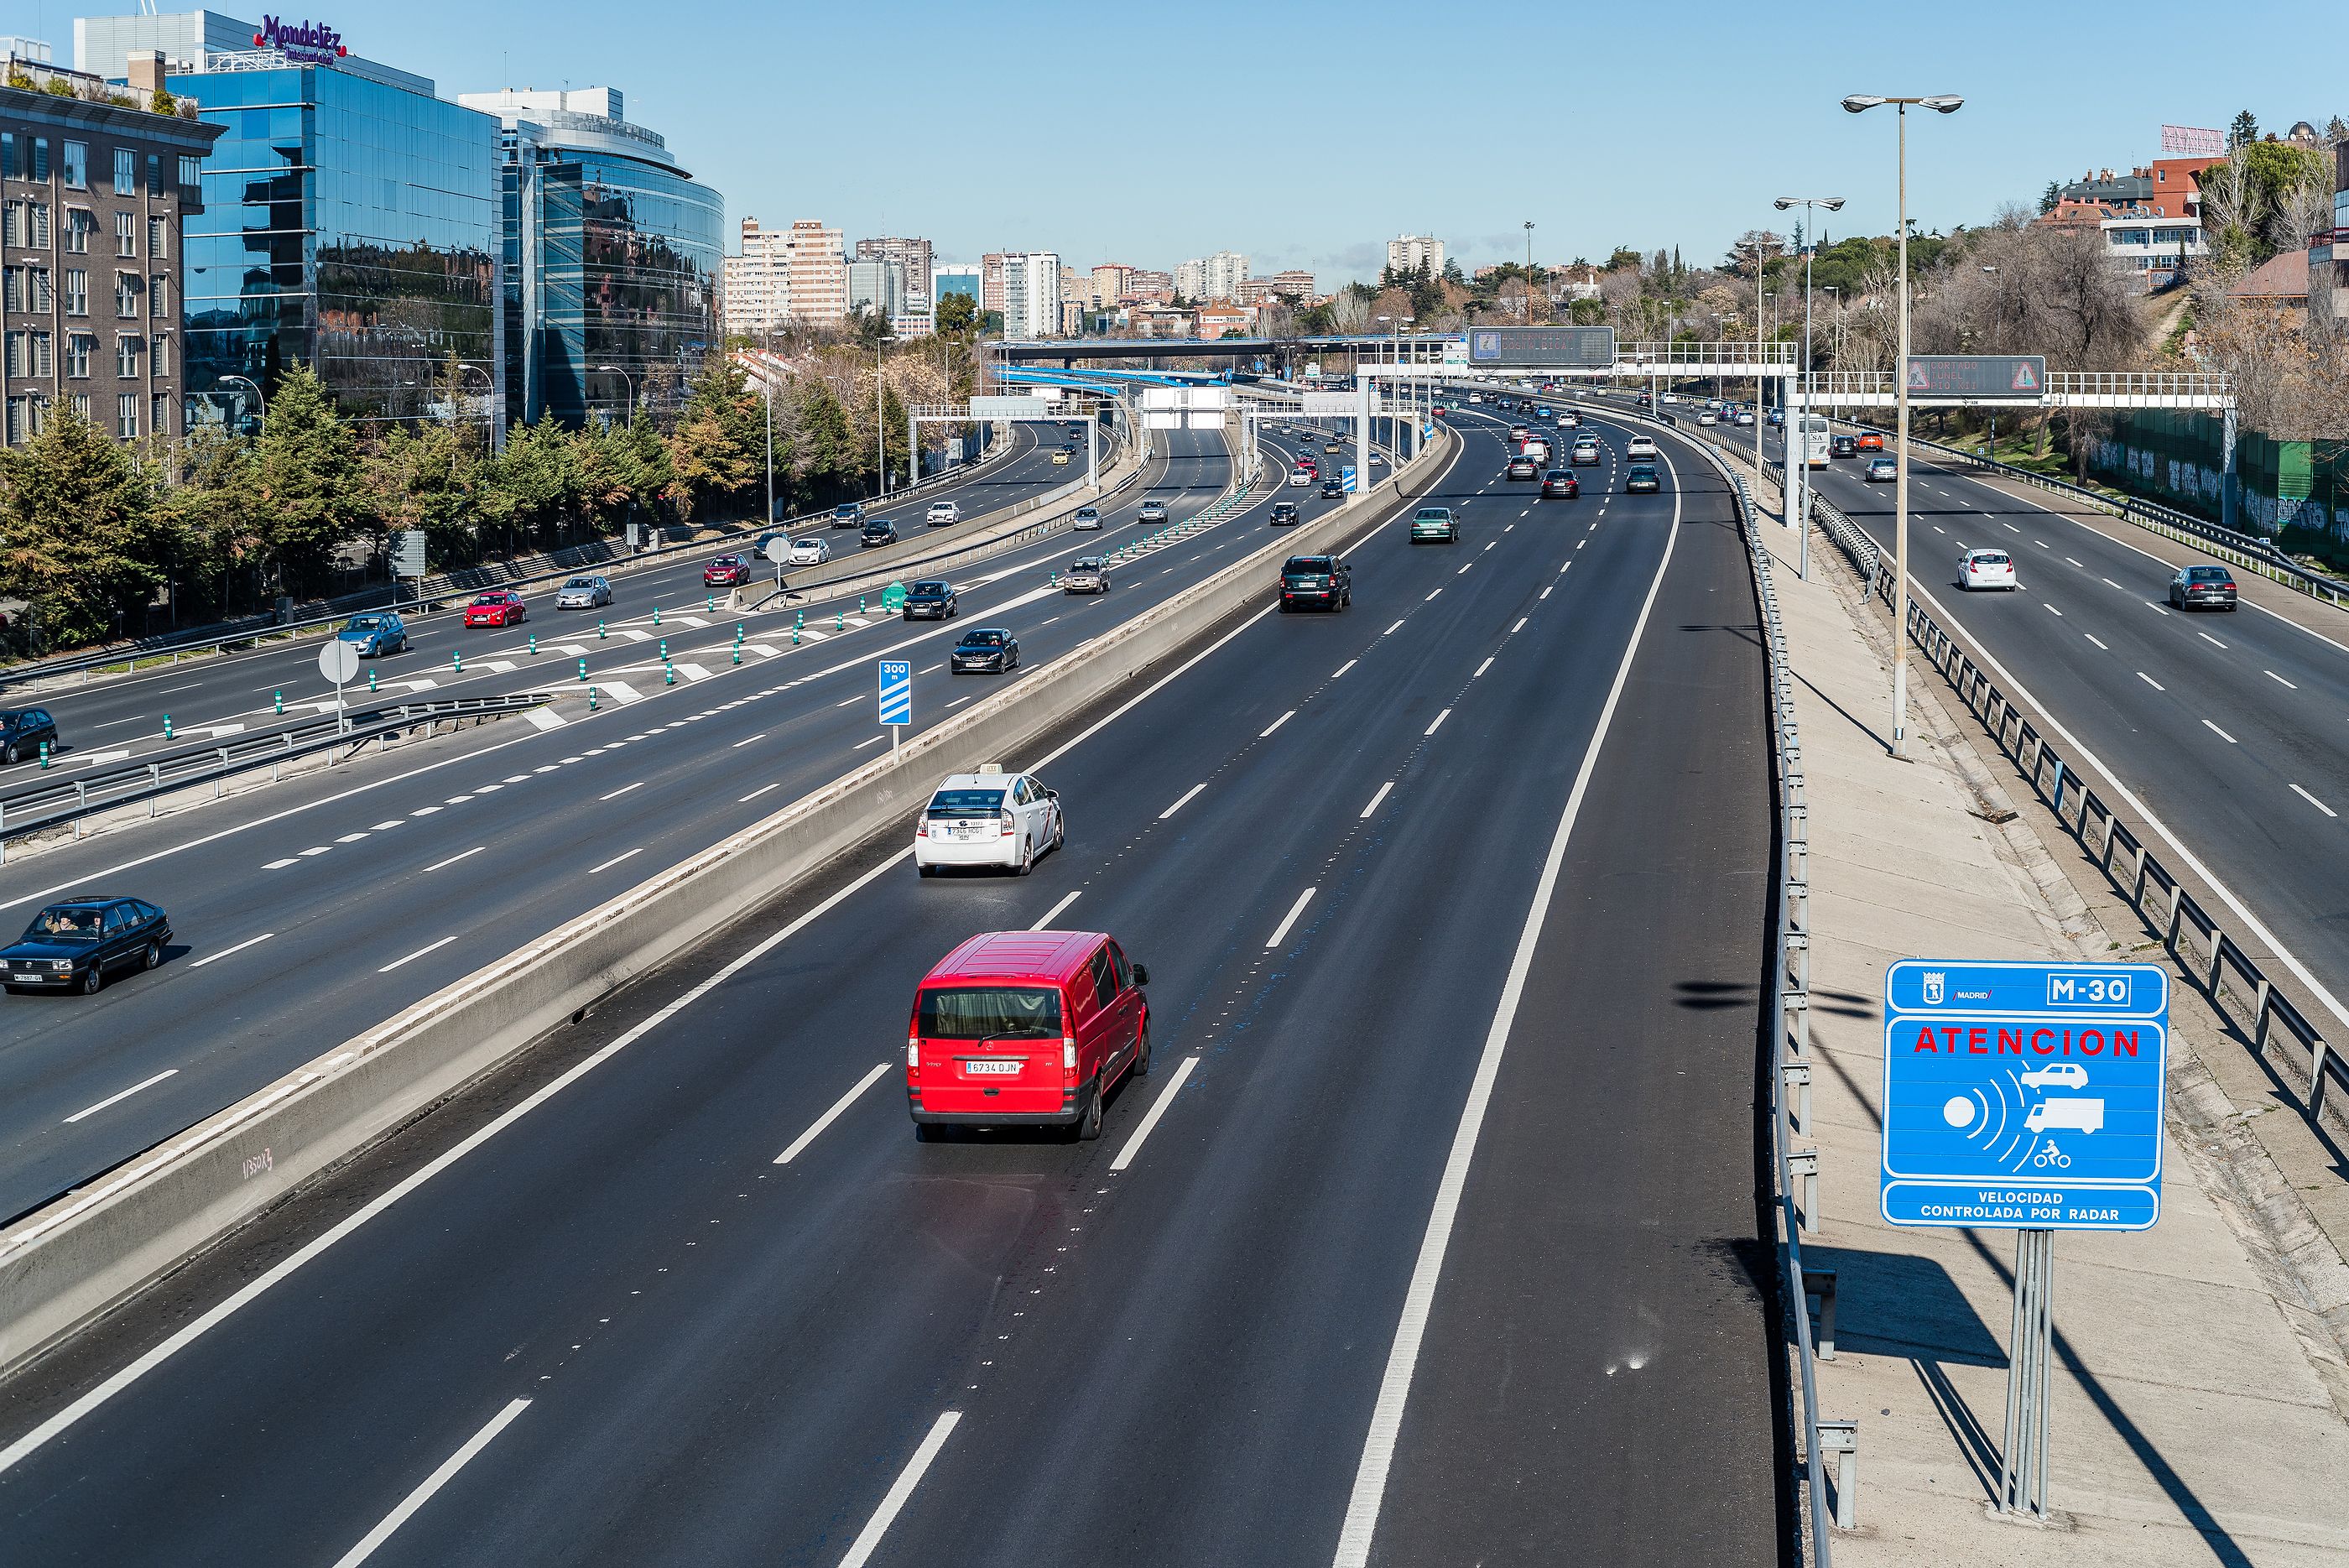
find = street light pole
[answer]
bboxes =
[1845,91,1965,760]
[594,364,635,427]
[217,373,266,432]
[1775,195,1846,582]
[1981,263,2002,461]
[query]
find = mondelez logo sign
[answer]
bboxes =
[254,16,348,64]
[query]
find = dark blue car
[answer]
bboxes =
[2,898,172,994]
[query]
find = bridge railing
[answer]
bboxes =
[1805,368,2232,409]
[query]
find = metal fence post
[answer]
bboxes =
[1816,1419,1857,1528]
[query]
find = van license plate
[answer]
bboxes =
[962,1058,1022,1076]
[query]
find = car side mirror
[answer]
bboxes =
[1044,788,1059,800]
[1131,964,1149,987]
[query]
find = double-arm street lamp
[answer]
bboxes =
[1773,195,1846,581]
[1843,91,1963,758]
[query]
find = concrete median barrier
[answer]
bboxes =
[0,421,1458,1379]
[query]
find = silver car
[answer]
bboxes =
[1138,497,1169,524]
[1064,557,1112,594]
[556,575,612,609]
[1071,506,1103,531]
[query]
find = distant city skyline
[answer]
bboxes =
[25,0,2346,283]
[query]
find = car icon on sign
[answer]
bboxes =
[2018,1062,2089,1090]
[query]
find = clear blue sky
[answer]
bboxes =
[11,0,2343,281]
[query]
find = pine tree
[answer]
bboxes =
[252,363,367,596]
[2228,109,2259,149]
[0,405,166,647]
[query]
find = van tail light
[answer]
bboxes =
[1062,1037,1078,1086]
[907,1037,920,1080]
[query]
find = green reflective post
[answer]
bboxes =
[664,660,675,686]
[273,690,284,715]
[453,649,463,674]
[705,593,714,613]
[528,633,537,656]
[597,618,607,638]
[576,657,587,681]
[732,646,742,665]
[653,606,662,627]
[658,638,668,659]
[368,667,378,693]
[38,737,49,768]
[163,714,174,740]
[835,612,843,632]
[589,686,600,711]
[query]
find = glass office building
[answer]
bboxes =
[461,89,721,430]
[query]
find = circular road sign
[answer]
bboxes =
[763,535,794,564]
[317,638,361,686]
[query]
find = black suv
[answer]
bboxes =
[1269,501,1300,526]
[861,519,899,549]
[1830,435,1858,459]
[0,707,59,765]
[902,581,958,619]
[951,628,1020,673]
[1279,555,1352,612]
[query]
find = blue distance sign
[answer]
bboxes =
[878,659,912,727]
[1881,959,2167,1232]
[1341,465,1358,493]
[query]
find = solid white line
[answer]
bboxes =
[588,847,644,874]
[2138,671,2165,690]
[1332,659,1357,679]
[190,931,273,968]
[2203,719,2238,743]
[378,935,458,973]
[773,1061,893,1164]
[329,1399,531,1568]
[1361,782,1394,818]
[1473,657,1493,678]
[1331,428,1685,1568]
[2292,784,2338,818]
[1030,890,1082,930]
[421,846,486,874]
[1109,1054,1200,1174]
[63,1070,179,1124]
[1424,709,1451,737]
[1265,887,1317,948]
[1159,782,1207,820]
[1260,710,1294,737]
[600,781,644,801]
[836,1410,963,1568]
[2267,669,2298,689]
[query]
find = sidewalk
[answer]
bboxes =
[1757,508,2349,1565]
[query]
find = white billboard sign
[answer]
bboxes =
[1301,392,1359,415]
[1144,411,1184,429]
[969,396,1050,420]
[1186,411,1227,429]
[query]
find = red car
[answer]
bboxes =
[905,930,1151,1142]
[462,591,527,628]
[704,555,750,587]
[1855,431,1886,452]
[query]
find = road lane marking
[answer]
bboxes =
[587,847,644,874]
[421,847,485,873]
[1540,586,1553,599]
[2045,605,2064,617]
[601,781,644,801]
[2085,635,2108,650]
[2067,558,2083,567]
[1474,658,1493,678]
[2292,784,2338,818]
[1425,589,1441,601]
[190,932,273,967]
[2138,672,2165,690]
[370,820,404,831]
[2103,578,2125,590]
[1511,617,1528,635]
[1265,887,1318,948]
[263,857,299,869]
[1160,783,1207,819]
[2203,720,2238,743]
[837,1410,962,1568]
[378,935,458,972]
[1333,659,1357,679]
[336,833,369,844]
[732,732,765,747]
[1260,711,1294,737]
[1456,562,1472,575]
[2267,670,2298,689]
[1383,621,1404,635]
[2198,633,2228,649]
[740,780,786,803]
[2148,602,2170,615]
[773,1062,893,1165]
[63,1069,180,1123]
[1425,709,1451,736]
[852,735,887,749]
[1110,1053,1199,1174]
[1030,891,1082,930]
[1361,782,1394,818]
[299,846,331,857]
[329,1399,531,1568]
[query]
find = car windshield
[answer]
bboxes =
[960,632,1007,647]
[1070,559,1103,571]
[25,905,102,940]
[920,986,1062,1039]
[564,577,597,590]
[833,505,857,515]
[926,788,1008,816]
[469,594,503,606]
[345,616,384,631]
[1076,509,1098,518]
[911,581,950,595]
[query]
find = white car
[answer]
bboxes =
[926,500,961,527]
[1697,410,1719,427]
[1369,451,1387,467]
[555,575,612,609]
[1660,393,1683,404]
[1288,468,1313,486]
[1071,506,1102,530]
[2019,1062,2090,1090]
[1625,435,1659,459]
[1734,409,1757,426]
[1556,411,1579,428]
[1959,548,2018,591]
[914,765,1065,876]
[786,537,831,566]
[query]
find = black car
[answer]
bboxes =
[1830,435,1858,459]
[1540,471,1581,499]
[903,580,958,620]
[0,706,59,765]
[1626,462,1660,494]
[3,897,171,994]
[951,628,1020,673]
[1320,478,1342,499]
[1279,554,1352,613]
[861,519,900,549]
[1270,501,1300,526]
[2169,565,2238,611]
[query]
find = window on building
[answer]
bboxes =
[64,270,86,316]
[0,135,12,182]
[147,154,162,197]
[148,216,167,260]
[152,391,169,439]
[29,203,49,248]
[6,396,26,446]
[149,274,169,317]
[117,391,138,439]
[29,267,49,312]
[150,333,169,376]
[65,334,91,378]
[116,335,140,378]
[30,138,47,183]
[115,211,136,258]
[3,268,20,314]
[29,331,49,377]
[113,148,135,195]
[178,155,199,189]
[65,208,91,255]
[70,392,88,422]
[4,332,23,378]
[115,273,139,318]
[62,141,86,190]
[2,202,18,247]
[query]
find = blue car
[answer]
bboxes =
[336,612,408,658]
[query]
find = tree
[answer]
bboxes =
[251,364,367,596]
[2228,109,2259,150]
[2039,180,2062,215]
[935,292,978,335]
[364,421,478,567]
[0,406,167,648]
[663,357,762,523]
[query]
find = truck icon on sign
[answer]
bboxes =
[2024,1097,2105,1134]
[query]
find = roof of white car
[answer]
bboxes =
[936,774,1016,792]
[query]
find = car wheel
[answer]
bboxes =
[2,742,16,764]
[143,940,160,972]
[80,966,101,995]
[1053,813,1066,852]
[1131,1024,1152,1080]
[1075,1078,1104,1142]
[914,1121,942,1143]
[1016,839,1035,877]
[917,863,937,878]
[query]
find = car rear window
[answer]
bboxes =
[927,789,1007,816]
[1285,556,1334,572]
[2186,567,2230,581]
[919,986,1063,1039]
[1973,553,2010,565]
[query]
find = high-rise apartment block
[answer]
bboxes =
[1174,250,1247,302]
[999,251,1059,338]
[1387,234,1445,276]
[853,235,931,304]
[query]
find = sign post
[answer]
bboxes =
[1881,958,2168,1522]
[317,638,360,733]
[389,529,425,605]
[878,659,912,754]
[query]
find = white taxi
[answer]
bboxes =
[914,765,1065,877]
[1959,549,2018,591]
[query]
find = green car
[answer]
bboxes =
[1625,463,1660,494]
[1409,505,1459,544]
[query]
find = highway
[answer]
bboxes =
[0,405,1781,1565]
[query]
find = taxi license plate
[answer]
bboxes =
[962,1058,1022,1076]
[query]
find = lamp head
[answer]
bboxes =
[1773,198,1794,210]
[1921,95,1964,112]
[1841,94,1886,112]
[1820,197,1846,211]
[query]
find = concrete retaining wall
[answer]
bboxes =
[0,422,1459,1378]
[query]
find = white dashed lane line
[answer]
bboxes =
[421,847,486,873]
[1424,709,1451,737]
[2085,634,2108,650]
[378,935,458,973]
[2292,784,2338,818]
[1159,783,1207,820]
[1261,711,1294,737]
[189,932,273,968]
[600,781,644,801]
[2198,633,2228,649]
[2268,670,2299,689]
[2202,720,2238,744]
[2138,672,2165,691]
[1360,782,1394,819]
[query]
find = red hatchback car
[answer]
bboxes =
[704,555,749,587]
[906,930,1151,1141]
[462,591,527,628]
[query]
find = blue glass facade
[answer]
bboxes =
[169,64,498,428]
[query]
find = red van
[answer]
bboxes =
[906,930,1151,1141]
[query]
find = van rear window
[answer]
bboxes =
[919,987,1062,1039]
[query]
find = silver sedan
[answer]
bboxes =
[1063,557,1112,594]
[556,575,612,609]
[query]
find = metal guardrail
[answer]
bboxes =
[0,692,550,855]
[1810,497,2349,1138]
